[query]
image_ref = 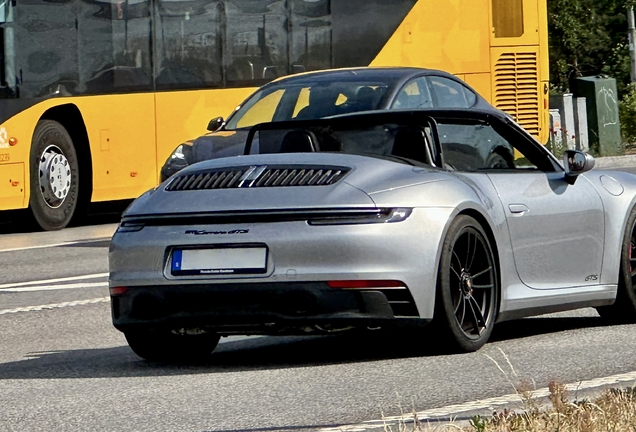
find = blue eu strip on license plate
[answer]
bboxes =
[171,249,183,273]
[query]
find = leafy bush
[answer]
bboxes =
[619,82,636,146]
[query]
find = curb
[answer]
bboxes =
[594,154,636,169]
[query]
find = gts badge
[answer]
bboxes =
[185,229,249,235]
[585,274,598,282]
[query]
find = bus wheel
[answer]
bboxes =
[29,120,79,231]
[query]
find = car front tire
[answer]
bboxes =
[597,207,636,322]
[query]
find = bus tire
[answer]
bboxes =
[29,120,79,231]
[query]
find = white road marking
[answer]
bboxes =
[0,282,109,293]
[319,371,636,431]
[0,273,108,289]
[0,297,109,315]
[0,239,110,253]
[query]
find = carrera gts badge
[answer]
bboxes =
[185,229,249,235]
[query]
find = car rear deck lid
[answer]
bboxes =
[166,165,350,192]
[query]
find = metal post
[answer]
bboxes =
[628,6,636,82]
[574,97,589,152]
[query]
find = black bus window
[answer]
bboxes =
[80,0,152,94]
[0,0,17,98]
[224,0,289,87]
[290,0,332,73]
[154,0,222,90]
[18,0,79,98]
[330,0,416,68]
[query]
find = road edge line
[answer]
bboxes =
[0,297,109,315]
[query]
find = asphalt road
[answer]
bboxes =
[2,164,636,431]
[1,225,636,431]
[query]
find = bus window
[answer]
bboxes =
[331,0,417,67]
[492,0,524,38]
[225,1,289,85]
[0,0,16,99]
[290,0,332,72]
[80,0,153,94]
[154,0,223,90]
[19,0,80,98]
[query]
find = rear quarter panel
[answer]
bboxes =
[368,172,517,318]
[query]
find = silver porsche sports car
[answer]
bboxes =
[110,108,636,361]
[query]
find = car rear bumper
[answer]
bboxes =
[111,282,427,335]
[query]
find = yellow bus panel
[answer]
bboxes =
[0,163,24,209]
[154,87,255,179]
[371,0,491,75]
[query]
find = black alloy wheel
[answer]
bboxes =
[435,215,498,352]
[597,207,636,322]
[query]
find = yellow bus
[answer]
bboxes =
[0,0,548,230]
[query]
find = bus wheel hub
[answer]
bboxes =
[39,145,71,208]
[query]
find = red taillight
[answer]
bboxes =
[327,280,404,289]
[109,286,128,296]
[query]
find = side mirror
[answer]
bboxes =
[207,116,224,132]
[563,150,595,184]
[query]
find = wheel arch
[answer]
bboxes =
[430,206,502,351]
[39,104,93,210]
[451,208,502,314]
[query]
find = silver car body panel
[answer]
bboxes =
[487,171,605,289]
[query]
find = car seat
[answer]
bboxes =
[280,130,318,153]
[391,127,432,164]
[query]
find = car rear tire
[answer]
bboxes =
[125,330,221,362]
[597,207,636,322]
[486,152,511,169]
[29,120,79,231]
[434,215,498,352]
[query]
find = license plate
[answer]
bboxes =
[171,246,268,276]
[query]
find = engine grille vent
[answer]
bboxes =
[493,51,540,138]
[166,165,350,192]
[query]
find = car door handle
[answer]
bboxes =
[508,204,529,215]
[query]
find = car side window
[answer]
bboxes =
[437,122,540,172]
[429,76,476,108]
[392,77,433,110]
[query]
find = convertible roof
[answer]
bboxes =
[249,108,513,131]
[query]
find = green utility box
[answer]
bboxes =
[573,76,622,156]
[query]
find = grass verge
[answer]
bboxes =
[383,382,636,432]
